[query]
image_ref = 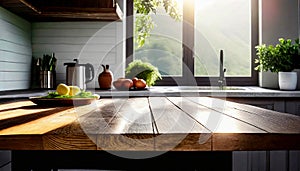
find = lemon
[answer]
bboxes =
[68,86,81,96]
[56,83,70,95]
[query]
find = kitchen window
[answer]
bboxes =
[126,0,258,86]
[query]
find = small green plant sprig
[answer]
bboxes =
[40,53,57,71]
[125,60,162,86]
[255,38,300,73]
[43,91,97,99]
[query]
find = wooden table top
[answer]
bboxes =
[0,97,300,151]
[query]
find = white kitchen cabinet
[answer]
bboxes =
[0,151,11,171]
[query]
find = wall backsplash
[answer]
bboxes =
[31,21,125,89]
[0,7,32,91]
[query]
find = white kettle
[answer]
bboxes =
[64,59,94,90]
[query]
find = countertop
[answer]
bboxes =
[1,86,300,99]
[1,96,300,151]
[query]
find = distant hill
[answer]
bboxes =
[135,0,251,77]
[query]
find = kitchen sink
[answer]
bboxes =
[175,86,245,90]
[158,86,246,91]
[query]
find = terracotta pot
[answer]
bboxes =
[98,64,113,89]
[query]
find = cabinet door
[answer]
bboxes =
[289,151,300,171]
[270,151,288,171]
[285,101,300,116]
[0,151,11,170]
[233,151,267,171]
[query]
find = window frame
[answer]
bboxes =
[126,0,258,86]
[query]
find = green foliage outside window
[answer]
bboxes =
[134,0,182,48]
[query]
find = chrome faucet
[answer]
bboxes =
[218,50,226,89]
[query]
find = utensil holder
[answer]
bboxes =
[40,71,54,89]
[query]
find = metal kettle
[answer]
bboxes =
[64,59,94,90]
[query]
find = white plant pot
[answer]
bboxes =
[278,72,297,90]
[259,71,279,89]
[293,69,300,90]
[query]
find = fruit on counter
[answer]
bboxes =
[122,79,134,89]
[132,77,138,87]
[112,77,147,90]
[135,78,147,89]
[43,83,99,99]
[68,86,81,96]
[113,78,133,90]
[56,83,70,95]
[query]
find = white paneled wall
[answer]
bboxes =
[0,7,32,91]
[32,21,125,89]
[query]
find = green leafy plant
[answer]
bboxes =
[125,60,162,86]
[43,90,97,99]
[39,53,57,71]
[255,38,300,72]
[134,0,182,48]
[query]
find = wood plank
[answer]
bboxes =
[97,98,155,151]
[42,101,103,150]
[168,97,265,133]
[0,106,75,135]
[212,133,300,151]
[0,0,121,21]
[148,97,211,151]
[224,98,300,132]
[0,97,300,151]
[0,135,43,150]
[32,22,114,29]
[0,100,34,111]
[185,97,300,151]
[186,97,300,133]
[0,101,53,122]
[43,122,97,150]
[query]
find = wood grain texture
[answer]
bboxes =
[97,98,155,151]
[43,102,100,150]
[0,97,300,151]
[0,135,43,150]
[149,97,211,151]
[168,97,265,133]
[43,123,97,150]
[0,0,122,21]
[213,133,300,151]
[187,97,300,133]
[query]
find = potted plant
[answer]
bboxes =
[292,41,300,90]
[255,38,299,90]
